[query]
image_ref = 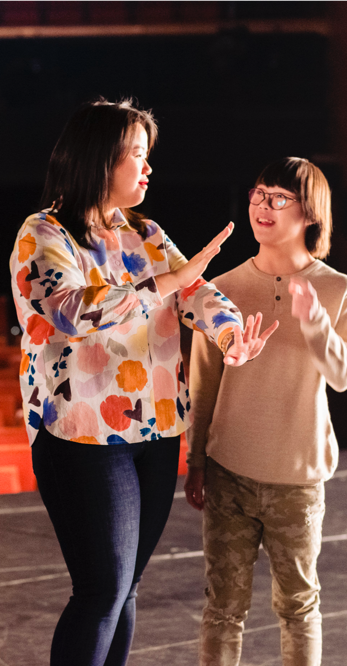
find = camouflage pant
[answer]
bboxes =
[201,457,325,666]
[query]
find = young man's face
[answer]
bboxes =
[249,185,308,251]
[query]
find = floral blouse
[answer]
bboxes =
[10,209,242,446]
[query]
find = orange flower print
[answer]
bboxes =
[83,285,111,306]
[45,215,62,227]
[155,398,176,432]
[83,267,111,306]
[73,436,101,444]
[16,266,32,299]
[180,278,206,301]
[18,233,36,263]
[116,360,148,393]
[19,350,30,376]
[143,242,165,266]
[100,395,132,431]
[121,272,132,284]
[27,314,55,345]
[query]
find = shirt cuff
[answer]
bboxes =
[300,303,327,339]
[186,451,207,469]
[134,277,163,313]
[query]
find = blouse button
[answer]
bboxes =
[275,295,281,301]
[276,276,281,281]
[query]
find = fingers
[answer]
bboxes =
[252,312,263,339]
[260,319,279,342]
[288,281,304,296]
[289,277,314,297]
[205,223,234,252]
[184,486,204,511]
[242,315,254,344]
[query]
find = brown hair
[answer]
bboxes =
[255,157,332,258]
[40,98,158,246]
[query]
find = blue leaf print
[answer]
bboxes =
[88,239,107,266]
[195,319,208,330]
[43,397,58,426]
[148,418,156,427]
[62,346,73,358]
[176,397,185,421]
[122,251,146,277]
[107,435,128,445]
[45,269,54,277]
[64,237,74,255]
[212,312,239,328]
[98,322,116,331]
[52,310,78,336]
[150,433,162,440]
[140,427,151,437]
[28,410,41,429]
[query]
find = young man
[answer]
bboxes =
[185,157,347,666]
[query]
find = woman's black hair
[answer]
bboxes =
[40,98,158,247]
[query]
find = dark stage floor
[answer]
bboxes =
[0,451,346,666]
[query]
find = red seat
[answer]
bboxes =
[0,465,22,494]
[178,432,188,475]
[0,439,36,492]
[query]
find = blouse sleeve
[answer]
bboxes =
[11,216,163,338]
[163,233,243,349]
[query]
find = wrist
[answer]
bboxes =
[220,331,235,355]
[156,272,180,298]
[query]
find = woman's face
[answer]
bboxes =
[107,123,152,210]
[249,184,308,251]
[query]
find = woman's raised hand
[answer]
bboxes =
[224,313,279,366]
[155,223,234,299]
[174,222,234,289]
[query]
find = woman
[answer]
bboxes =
[185,157,346,666]
[10,99,276,666]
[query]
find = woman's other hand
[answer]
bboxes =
[184,467,205,511]
[224,313,279,366]
[289,277,319,322]
[155,222,234,298]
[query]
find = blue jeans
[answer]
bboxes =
[32,424,180,666]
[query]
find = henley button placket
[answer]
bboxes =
[274,276,283,311]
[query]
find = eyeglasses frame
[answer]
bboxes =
[248,187,299,210]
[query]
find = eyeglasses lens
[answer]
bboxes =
[272,194,287,209]
[249,188,262,204]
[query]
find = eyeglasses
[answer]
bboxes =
[248,188,298,210]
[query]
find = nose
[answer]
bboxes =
[259,193,270,209]
[142,159,152,175]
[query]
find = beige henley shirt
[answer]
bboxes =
[187,258,347,485]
